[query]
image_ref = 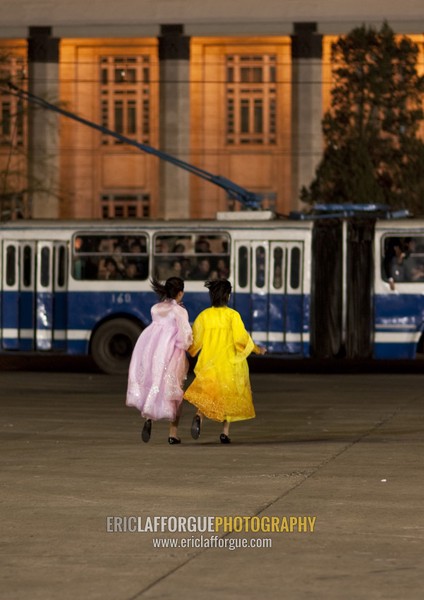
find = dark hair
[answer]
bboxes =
[205,278,232,307]
[151,276,184,300]
[105,257,117,268]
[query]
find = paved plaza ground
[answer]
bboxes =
[1,358,423,599]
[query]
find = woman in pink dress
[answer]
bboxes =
[126,277,192,444]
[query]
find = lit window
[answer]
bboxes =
[101,194,151,219]
[100,56,151,145]
[225,54,277,145]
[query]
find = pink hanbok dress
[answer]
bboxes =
[126,300,192,420]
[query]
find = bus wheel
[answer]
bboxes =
[91,319,142,375]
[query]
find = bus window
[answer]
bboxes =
[382,236,424,283]
[23,245,32,287]
[194,234,230,280]
[238,246,248,288]
[290,247,301,290]
[40,247,50,288]
[6,245,16,286]
[273,247,283,289]
[57,246,66,288]
[153,233,230,281]
[154,235,192,280]
[155,235,191,254]
[72,234,149,281]
[255,247,266,288]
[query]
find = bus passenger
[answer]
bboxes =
[129,241,148,279]
[125,261,140,280]
[190,257,211,280]
[126,277,193,444]
[389,239,405,282]
[112,243,126,273]
[168,259,183,277]
[98,238,116,253]
[185,279,266,444]
[180,258,192,279]
[154,239,173,279]
[99,257,123,280]
[195,238,211,253]
[173,243,186,254]
[403,238,424,281]
[73,236,84,279]
[216,258,229,279]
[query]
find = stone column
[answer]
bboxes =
[27,26,60,218]
[291,22,323,210]
[158,24,190,219]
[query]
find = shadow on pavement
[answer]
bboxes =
[0,353,423,374]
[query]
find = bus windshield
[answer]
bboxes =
[72,233,148,280]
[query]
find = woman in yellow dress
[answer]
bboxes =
[185,279,266,443]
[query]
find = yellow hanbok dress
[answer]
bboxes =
[185,306,262,422]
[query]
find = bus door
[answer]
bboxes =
[1,241,20,349]
[233,241,268,344]
[233,240,304,353]
[282,242,304,354]
[51,242,68,350]
[269,241,287,351]
[35,242,68,351]
[19,242,37,350]
[264,240,304,353]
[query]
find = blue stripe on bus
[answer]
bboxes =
[373,293,424,359]
[374,293,424,327]
[0,289,312,356]
[373,343,417,360]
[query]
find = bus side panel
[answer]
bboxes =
[251,291,268,343]
[268,292,285,352]
[64,290,156,355]
[302,294,311,357]
[232,291,252,332]
[284,293,306,355]
[2,291,20,350]
[63,288,213,356]
[52,291,67,350]
[266,293,307,354]
[183,293,211,325]
[373,293,423,359]
[36,291,54,350]
[19,290,35,351]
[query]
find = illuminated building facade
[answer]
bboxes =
[0,1,423,219]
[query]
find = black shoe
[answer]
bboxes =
[141,419,152,443]
[220,433,231,444]
[168,437,181,445]
[191,415,201,440]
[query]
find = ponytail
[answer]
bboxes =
[151,276,184,300]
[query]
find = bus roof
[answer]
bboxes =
[0,218,315,232]
[3,218,424,234]
[374,219,424,232]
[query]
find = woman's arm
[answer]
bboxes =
[187,314,204,357]
[231,311,266,357]
[174,305,193,350]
